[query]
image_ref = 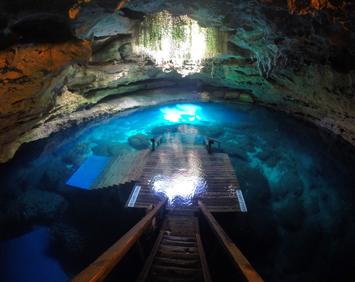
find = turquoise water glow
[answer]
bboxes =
[161,104,204,123]
[0,102,354,281]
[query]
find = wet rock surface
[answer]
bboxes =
[128,134,150,150]
[7,190,68,223]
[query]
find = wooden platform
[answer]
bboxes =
[127,143,246,213]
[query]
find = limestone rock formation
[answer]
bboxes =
[0,0,354,162]
[7,190,68,223]
[0,41,91,162]
[128,134,151,150]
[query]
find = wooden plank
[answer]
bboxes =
[154,256,200,267]
[137,230,165,282]
[198,201,264,282]
[94,149,150,189]
[143,210,207,282]
[150,265,201,277]
[156,250,200,260]
[130,142,242,212]
[71,199,167,282]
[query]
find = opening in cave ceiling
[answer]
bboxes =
[133,11,228,76]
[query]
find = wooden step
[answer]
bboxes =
[164,235,195,242]
[138,211,211,282]
[150,265,202,278]
[156,249,200,260]
[159,245,198,254]
[149,274,197,282]
[154,257,201,268]
[161,239,197,247]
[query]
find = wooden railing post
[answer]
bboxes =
[72,199,167,282]
[151,135,163,151]
[204,138,214,154]
[198,201,264,282]
[150,138,156,151]
[207,139,214,154]
[204,137,222,154]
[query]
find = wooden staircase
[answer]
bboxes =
[72,200,264,282]
[137,210,211,282]
[71,134,264,282]
[93,149,150,189]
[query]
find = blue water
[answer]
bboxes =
[66,155,110,189]
[0,228,68,282]
[0,102,354,281]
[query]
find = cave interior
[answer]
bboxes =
[0,1,354,282]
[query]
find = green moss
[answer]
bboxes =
[134,10,228,75]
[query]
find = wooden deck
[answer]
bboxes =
[127,143,246,213]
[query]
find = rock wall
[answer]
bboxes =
[0,0,354,162]
[0,41,91,162]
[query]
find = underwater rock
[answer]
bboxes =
[108,143,133,156]
[40,159,71,190]
[275,196,305,232]
[8,190,68,223]
[234,164,277,254]
[92,142,132,156]
[272,170,304,200]
[128,134,150,150]
[236,165,271,207]
[231,135,256,154]
[200,125,224,138]
[180,133,205,145]
[91,144,110,156]
[305,193,321,215]
[151,124,180,135]
[223,141,249,161]
[50,222,87,256]
[61,143,89,166]
[256,149,281,167]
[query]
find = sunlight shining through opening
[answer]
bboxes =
[160,104,203,123]
[134,11,228,76]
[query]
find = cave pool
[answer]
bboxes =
[0,101,354,282]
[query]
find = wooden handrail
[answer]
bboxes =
[198,201,264,282]
[150,135,163,151]
[206,137,222,145]
[204,137,222,154]
[72,199,167,282]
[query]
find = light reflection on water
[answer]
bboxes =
[149,137,207,207]
[160,104,204,123]
[151,173,206,206]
